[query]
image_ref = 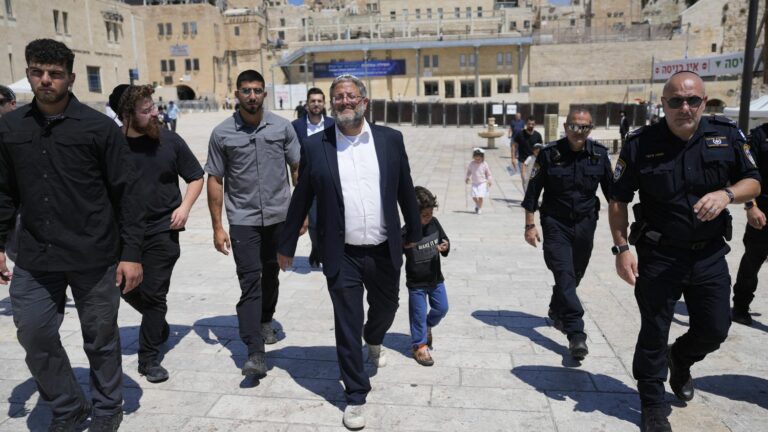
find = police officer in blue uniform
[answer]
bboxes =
[522,107,612,360]
[608,71,760,432]
[732,123,768,325]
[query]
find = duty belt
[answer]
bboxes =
[643,230,712,251]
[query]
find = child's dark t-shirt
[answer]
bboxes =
[402,217,450,289]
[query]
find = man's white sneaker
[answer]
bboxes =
[367,344,387,367]
[343,404,366,430]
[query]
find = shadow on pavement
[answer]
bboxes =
[0,296,11,316]
[8,367,143,431]
[695,374,768,410]
[512,365,640,426]
[119,324,192,360]
[267,345,345,410]
[472,310,582,367]
[192,315,285,368]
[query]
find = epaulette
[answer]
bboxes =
[708,114,738,127]
[591,140,608,150]
[625,125,647,140]
[542,141,558,149]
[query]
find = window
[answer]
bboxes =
[511,21,517,29]
[168,59,175,72]
[427,8,432,19]
[183,22,189,35]
[424,81,438,96]
[506,52,513,65]
[711,43,717,52]
[497,78,512,94]
[402,9,408,19]
[460,80,475,98]
[524,20,530,28]
[466,7,471,18]
[158,23,165,36]
[63,11,68,34]
[234,26,240,36]
[193,58,199,71]
[54,10,60,33]
[454,7,460,18]
[423,55,430,68]
[280,18,285,26]
[189,22,197,35]
[185,58,192,71]
[437,8,443,19]
[160,60,167,72]
[165,23,172,36]
[478,7,483,18]
[415,8,420,19]
[469,53,476,67]
[390,11,396,20]
[4,0,12,17]
[481,79,491,97]
[231,51,237,66]
[570,19,575,26]
[459,54,466,67]
[86,66,101,93]
[164,76,173,85]
[278,30,285,40]
[445,80,455,98]
[432,55,438,68]
[496,52,503,66]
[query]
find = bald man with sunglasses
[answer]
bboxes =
[608,71,760,432]
[522,107,613,361]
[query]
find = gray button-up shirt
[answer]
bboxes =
[205,110,301,226]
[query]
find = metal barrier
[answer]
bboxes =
[368,100,560,128]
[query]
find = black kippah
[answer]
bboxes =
[108,84,130,112]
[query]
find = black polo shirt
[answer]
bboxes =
[514,129,543,160]
[612,116,760,242]
[0,94,145,271]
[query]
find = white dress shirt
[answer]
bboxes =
[336,121,387,246]
[306,114,326,137]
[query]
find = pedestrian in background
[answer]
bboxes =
[465,148,493,214]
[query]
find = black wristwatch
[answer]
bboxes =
[745,201,755,210]
[611,244,630,256]
[723,188,735,204]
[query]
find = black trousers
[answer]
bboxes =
[634,240,731,408]
[327,243,400,405]
[230,223,281,357]
[10,264,122,420]
[541,214,597,337]
[732,226,768,309]
[121,231,180,364]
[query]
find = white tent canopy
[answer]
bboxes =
[6,78,32,94]
[723,95,768,119]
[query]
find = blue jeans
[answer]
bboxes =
[408,282,449,348]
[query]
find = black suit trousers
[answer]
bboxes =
[327,242,400,405]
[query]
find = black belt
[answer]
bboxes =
[345,242,387,250]
[644,231,712,251]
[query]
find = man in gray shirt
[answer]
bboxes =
[206,70,301,378]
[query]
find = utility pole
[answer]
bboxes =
[739,0,760,130]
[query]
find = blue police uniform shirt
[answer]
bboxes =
[612,115,760,243]
[522,137,613,218]
[748,124,768,212]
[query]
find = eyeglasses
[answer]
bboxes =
[0,99,7,106]
[238,87,265,96]
[566,123,593,134]
[664,96,703,109]
[332,94,363,103]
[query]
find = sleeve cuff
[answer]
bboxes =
[120,247,142,263]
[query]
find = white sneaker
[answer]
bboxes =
[343,404,366,430]
[477,208,482,215]
[367,344,387,367]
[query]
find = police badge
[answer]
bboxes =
[614,159,626,181]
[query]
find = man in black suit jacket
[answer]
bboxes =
[279,74,421,430]
[291,87,335,268]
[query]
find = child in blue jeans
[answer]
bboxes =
[403,186,450,366]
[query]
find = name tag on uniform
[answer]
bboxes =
[704,136,729,148]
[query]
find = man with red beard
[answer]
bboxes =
[0,39,144,432]
[110,84,204,384]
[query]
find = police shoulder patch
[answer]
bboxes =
[708,114,737,127]
[613,158,627,181]
[743,143,757,168]
[530,162,541,179]
[625,126,647,140]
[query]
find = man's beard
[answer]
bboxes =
[240,100,262,115]
[34,86,68,105]
[133,117,161,140]
[332,103,366,128]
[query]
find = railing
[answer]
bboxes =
[367,100,559,128]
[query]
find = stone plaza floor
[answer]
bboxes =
[0,110,766,431]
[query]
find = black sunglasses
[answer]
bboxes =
[238,87,264,96]
[664,96,703,109]
[566,123,593,134]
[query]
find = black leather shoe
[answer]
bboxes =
[89,412,123,432]
[732,307,753,326]
[568,333,588,360]
[242,352,267,378]
[47,401,91,432]
[641,406,672,432]
[138,361,169,383]
[261,322,278,345]
[668,345,694,402]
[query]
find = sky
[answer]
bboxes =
[287,0,573,6]
[288,0,303,5]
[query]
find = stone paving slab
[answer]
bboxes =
[0,112,766,431]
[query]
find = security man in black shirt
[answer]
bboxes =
[0,39,145,432]
[609,71,760,432]
[522,107,612,361]
[732,123,768,326]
